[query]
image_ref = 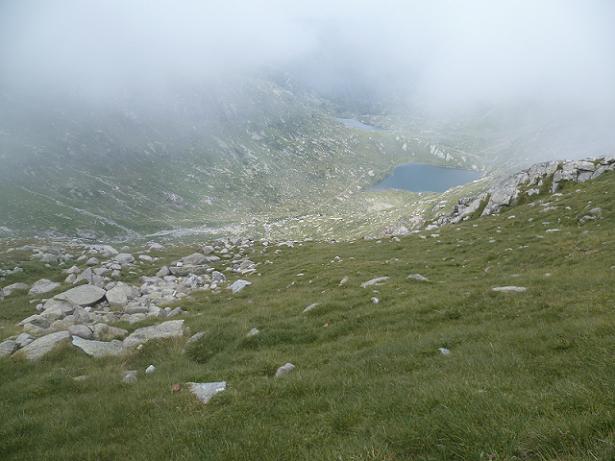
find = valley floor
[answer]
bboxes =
[1,174,615,460]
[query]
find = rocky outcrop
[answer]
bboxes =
[435,156,614,227]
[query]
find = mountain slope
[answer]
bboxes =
[1,168,614,460]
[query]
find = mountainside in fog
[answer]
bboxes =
[1,77,490,240]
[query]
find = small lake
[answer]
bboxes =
[372,163,481,193]
[336,117,384,132]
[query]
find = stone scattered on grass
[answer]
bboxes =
[492,286,527,293]
[187,381,227,404]
[186,331,205,344]
[246,327,260,337]
[438,347,450,356]
[228,279,251,294]
[407,273,429,282]
[122,370,138,384]
[145,364,156,375]
[275,362,296,378]
[303,303,319,313]
[361,277,389,288]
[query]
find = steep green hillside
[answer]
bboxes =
[1,171,614,460]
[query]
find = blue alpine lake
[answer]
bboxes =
[372,163,481,193]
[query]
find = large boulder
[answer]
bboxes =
[72,337,124,358]
[18,331,71,361]
[55,285,106,306]
[122,320,184,348]
[28,279,60,295]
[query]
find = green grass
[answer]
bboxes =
[1,174,615,460]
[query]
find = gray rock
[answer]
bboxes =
[93,323,128,341]
[72,336,123,358]
[139,255,154,263]
[246,327,260,337]
[0,339,18,358]
[156,266,171,277]
[2,282,29,297]
[19,331,71,361]
[360,277,389,288]
[274,362,295,378]
[228,279,251,294]
[211,271,226,284]
[438,347,451,356]
[100,245,119,258]
[303,303,319,313]
[55,285,106,306]
[145,364,156,374]
[182,253,208,265]
[407,273,429,282]
[186,331,205,344]
[20,314,51,329]
[169,265,208,276]
[114,253,135,265]
[122,320,185,348]
[15,333,34,348]
[105,282,137,307]
[492,286,527,293]
[68,324,93,339]
[28,279,60,295]
[86,257,99,266]
[187,381,227,404]
[125,304,149,314]
[148,243,164,251]
[40,298,75,321]
[122,370,138,384]
[75,267,94,284]
[201,245,215,255]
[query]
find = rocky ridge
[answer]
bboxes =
[433,156,615,227]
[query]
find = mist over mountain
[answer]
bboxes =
[1,1,614,237]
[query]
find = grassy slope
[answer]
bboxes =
[1,173,615,460]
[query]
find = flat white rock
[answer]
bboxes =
[187,381,227,404]
[492,286,527,293]
[360,277,390,288]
